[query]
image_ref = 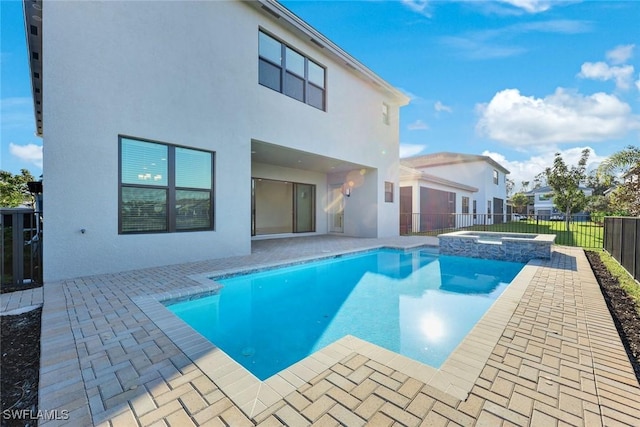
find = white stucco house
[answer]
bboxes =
[399,153,510,232]
[527,186,593,218]
[24,0,409,281]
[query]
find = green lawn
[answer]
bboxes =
[412,219,604,248]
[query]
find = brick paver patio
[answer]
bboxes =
[3,236,639,426]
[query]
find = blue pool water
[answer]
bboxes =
[167,249,524,380]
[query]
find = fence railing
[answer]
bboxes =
[400,213,603,248]
[604,216,639,281]
[1,208,43,290]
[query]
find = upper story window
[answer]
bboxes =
[119,136,214,234]
[259,31,326,110]
[382,103,390,125]
[493,169,499,185]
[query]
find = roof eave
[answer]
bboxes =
[24,0,43,137]
[255,0,410,105]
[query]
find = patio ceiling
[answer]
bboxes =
[251,140,368,174]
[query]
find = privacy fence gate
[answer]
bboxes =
[1,208,43,289]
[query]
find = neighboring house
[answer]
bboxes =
[25,0,409,281]
[526,186,593,218]
[399,153,509,231]
[398,165,478,233]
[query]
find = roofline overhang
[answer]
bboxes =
[24,0,43,137]
[402,153,511,175]
[253,0,410,106]
[399,165,479,193]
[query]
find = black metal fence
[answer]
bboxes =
[400,213,603,248]
[604,216,640,281]
[1,208,43,289]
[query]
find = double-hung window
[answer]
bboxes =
[259,30,326,110]
[119,136,214,234]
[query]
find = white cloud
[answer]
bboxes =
[9,143,43,169]
[407,119,429,131]
[434,101,453,113]
[441,19,590,60]
[606,44,635,65]
[476,88,640,146]
[514,20,592,34]
[578,61,635,90]
[441,35,525,60]
[482,147,608,188]
[636,74,640,91]
[400,0,432,17]
[400,144,427,158]
[496,0,553,13]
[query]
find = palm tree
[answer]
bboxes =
[599,146,640,216]
[598,145,640,177]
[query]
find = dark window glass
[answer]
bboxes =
[259,59,281,92]
[285,72,305,101]
[120,137,214,233]
[121,187,168,233]
[176,190,211,230]
[307,84,324,110]
[259,31,325,110]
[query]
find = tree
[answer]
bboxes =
[598,145,640,216]
[608,163,640,216]
[544,149,590,231]
[520,181,530,192]
[585,170,614,197]
[506,178,515,196]
[598,145,640,177]
[0,169,36,208]
[533,172,546,189]
[510,192,529,214]
[585,195,610,224]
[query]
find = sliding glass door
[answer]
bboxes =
[252,178,315,235]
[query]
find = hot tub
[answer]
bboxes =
[438,231,556,262]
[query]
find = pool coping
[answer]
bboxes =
[132,245,540,418]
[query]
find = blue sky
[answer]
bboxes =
[2,0,639,187]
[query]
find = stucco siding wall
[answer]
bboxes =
[42,0,401,280]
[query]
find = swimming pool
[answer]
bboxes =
[167,249,524,380]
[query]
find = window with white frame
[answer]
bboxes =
[462,196,469,214]
[119,136,214,234]
[258,30,326,110]
[493,169,499,185]
[487,200,492,219]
